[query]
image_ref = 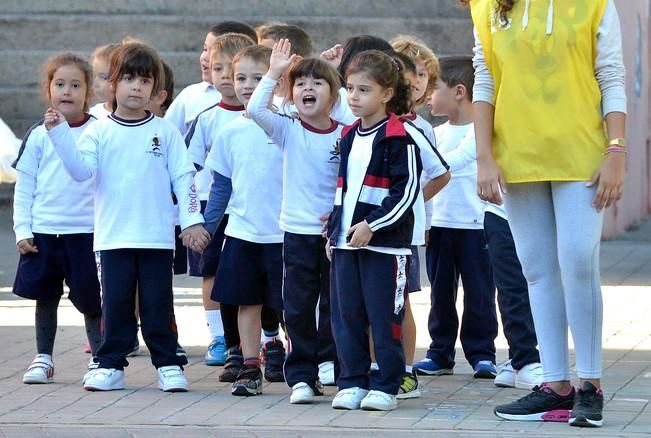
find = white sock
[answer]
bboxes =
[370,362,379,371]
[205,310,224,339]
[406,365,413,373]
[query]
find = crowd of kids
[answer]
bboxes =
[7,1,626,428]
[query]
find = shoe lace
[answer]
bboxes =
[575,388,601,410]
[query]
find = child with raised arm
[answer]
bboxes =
[248,39,343,404]
[46,43,209,392]
[185,32,255,367]
[202,45,284,397]
[327,50,422,412]
[13,53,101,384]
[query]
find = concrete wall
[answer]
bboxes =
[603,0,651,237]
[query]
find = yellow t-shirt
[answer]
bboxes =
[471,0,608,183]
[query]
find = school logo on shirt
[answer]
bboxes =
[147,135,163,158]
[329,139,340,163]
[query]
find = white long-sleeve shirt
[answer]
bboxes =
[48,113,203,251]
[472,0,627,116]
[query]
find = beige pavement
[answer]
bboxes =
[0,206,650,436]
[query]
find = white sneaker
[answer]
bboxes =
[157,365,188,392]
[290,382,315,404]
[318,361,335,386]
[515,362,544,390]
[84,368,125,391]
[82,357,99,384]
[331,387,369,410]
[23,354,54,384]
[494,360,516,388]
[360,390,398,411]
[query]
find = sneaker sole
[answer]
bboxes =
[232,385,262,396]
[22,376,52,384]
[290,396,314,404]
[160,386,188,392]
[361,401,398,411]
[415,368,453,376]
[396,388,421,399]
[514,380,540,390]
[569,415,603,428]
[494,409,570,422]
[474,370,497,379]
[84,383,125,391]
[332,401,361,410]
[204,358,227,366]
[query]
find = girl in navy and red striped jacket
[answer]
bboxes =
[326,50,422,412]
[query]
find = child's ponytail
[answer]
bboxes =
[386,58,412,115]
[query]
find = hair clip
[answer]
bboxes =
[391,59,400,72]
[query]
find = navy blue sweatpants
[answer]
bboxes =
[282,233,335,388]
[483,212,540,369]
[97,249,187,370]
[331,249,406,395]
[425,227,497,368]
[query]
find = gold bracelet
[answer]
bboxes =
[608,138,626,148]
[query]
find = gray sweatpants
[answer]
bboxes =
[504,181,604,381]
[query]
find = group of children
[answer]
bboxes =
[11,20,543,412]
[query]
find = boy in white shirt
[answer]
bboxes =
[202,45,284,396]
[413,56,499,379]
[46,43,209,392]
[185,32,254,367]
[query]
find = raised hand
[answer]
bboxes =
[44,107,66,131]
[268,38,297,80]
[320,44,344,68]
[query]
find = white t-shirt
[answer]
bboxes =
[13,116,95,242]
[336,121,411,256]
[166,81,221,204]
[431,122,485,229]
[204,116,283,244]
[88,102,111,119]
[331,87,357,125]
[48,112,203,251]
[0,116,20,184]
[186,101,245,200]
[402,116,448,245]
[247,76,344,235]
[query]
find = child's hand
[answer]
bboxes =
[587,152,626,211]
[320,44,344,68]
[347,220,373,248]
[268,38,296,80]
[320,213,330,238]
[44,107,66,131]
[17,238,38,255]
[180,224,211,253]
[325,239,332,262]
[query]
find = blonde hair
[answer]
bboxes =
[390,35,440,107]
[209,32,256,64]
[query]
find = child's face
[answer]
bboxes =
[346,72,392,119]
[428,77,456,117]
[413,60,430,103]
[146,89,168,117]
[233,57,268,106]
[49,64,87,121]
[258,37,276,49]
[211,52,236,99]
[113,73,155,116]
[200,32,220,82]
[292,75,333,121]
[92,57,111,103]
[403,70,418,110]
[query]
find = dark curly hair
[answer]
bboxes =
[460,0,515,22]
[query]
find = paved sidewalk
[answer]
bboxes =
[0,206,650,436]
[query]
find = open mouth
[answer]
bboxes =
[302,95,316,106]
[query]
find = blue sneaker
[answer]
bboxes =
[473,360,497,379]
[204,336,227,366]
[413,358,453,376]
